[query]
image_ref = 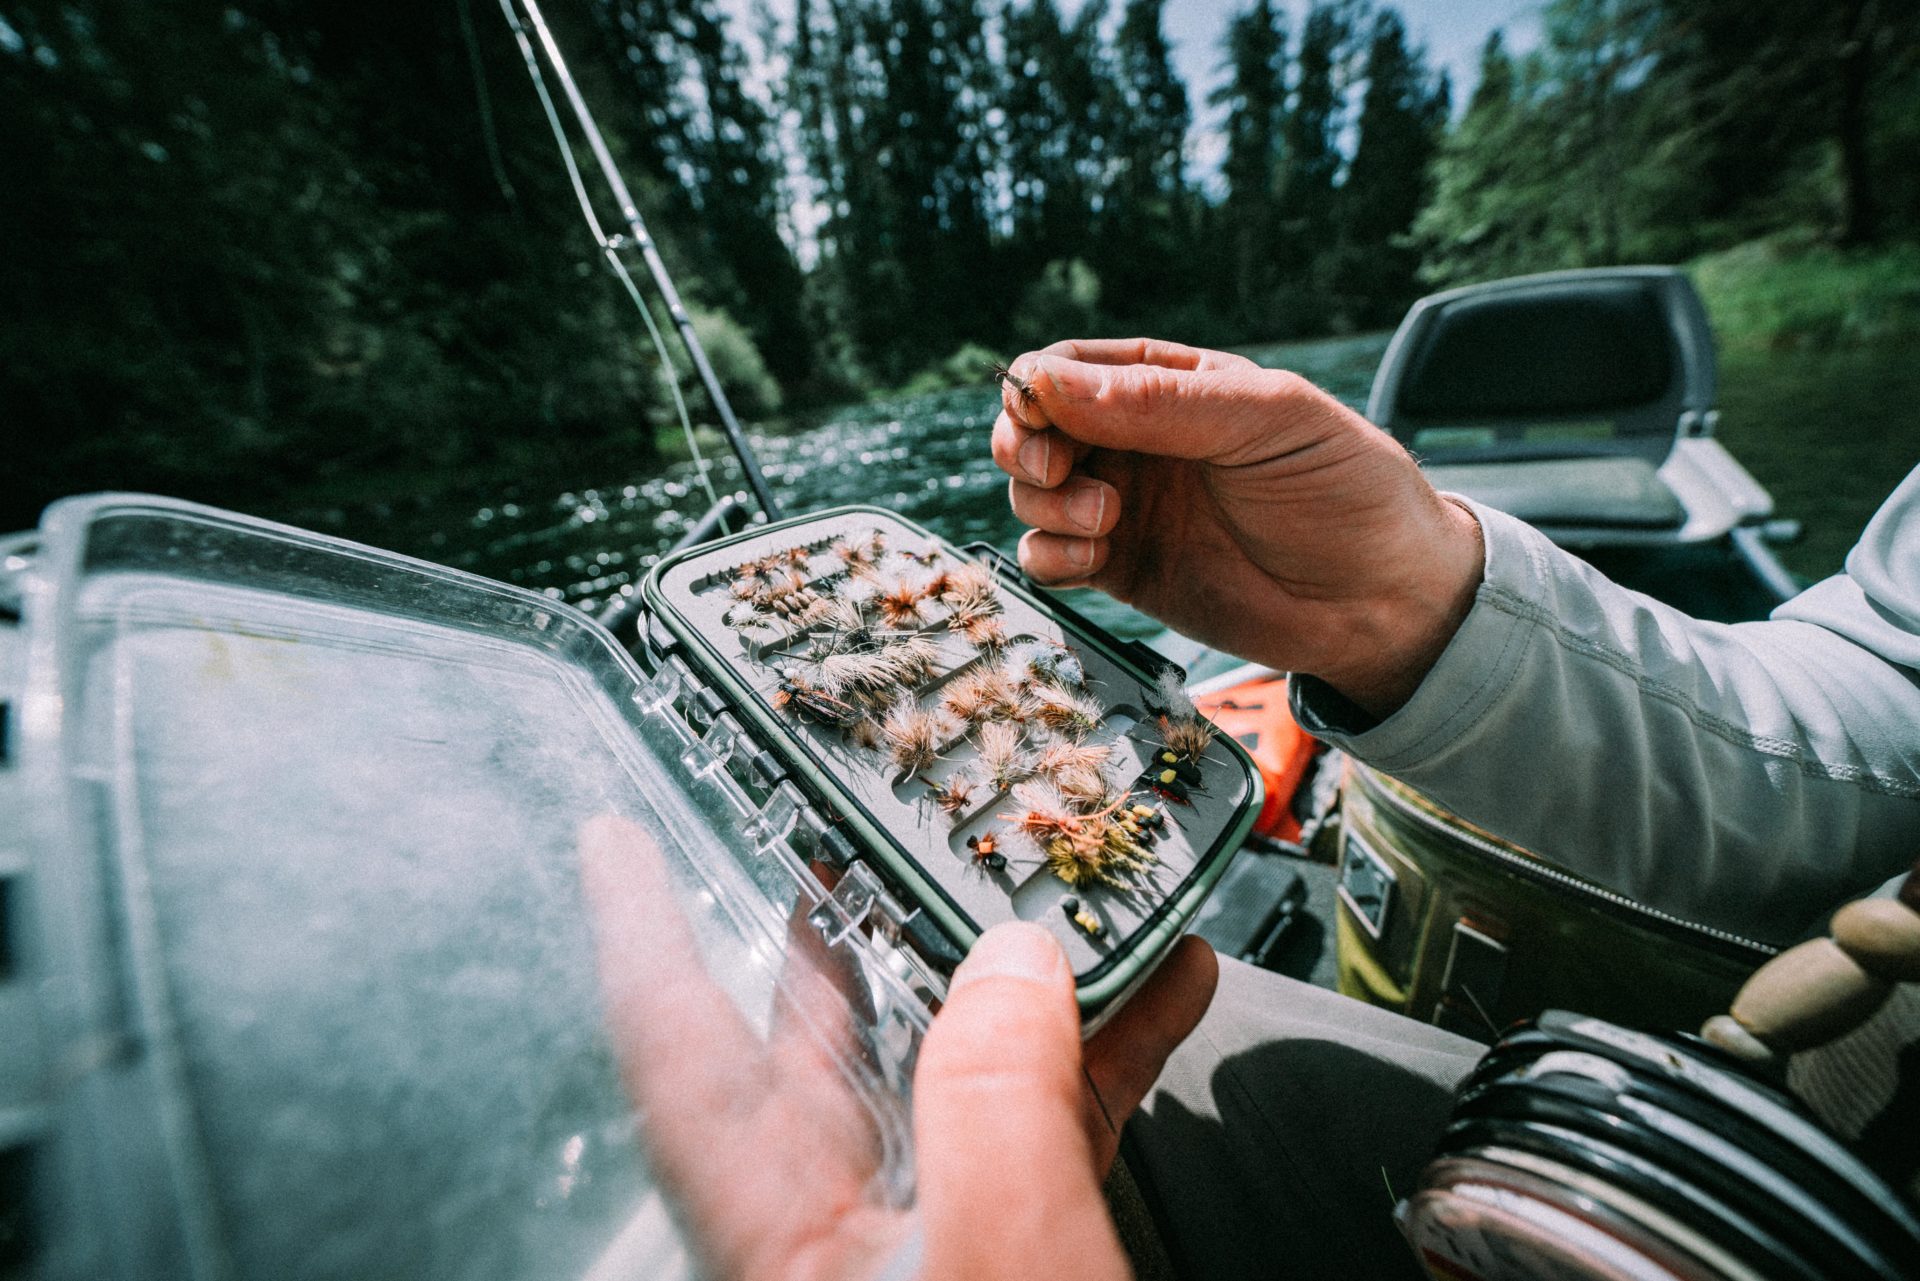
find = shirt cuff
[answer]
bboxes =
[1289,496,1544,772]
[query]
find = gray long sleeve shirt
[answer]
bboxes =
[1292,466,1920,947]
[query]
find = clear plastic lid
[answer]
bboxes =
[11,496,930,1281]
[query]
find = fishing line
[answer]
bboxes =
[1083,1063,1118,1137]
[497,0,724,513]
[457,0,517,205]
[614,254,725,513]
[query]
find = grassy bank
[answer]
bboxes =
[1691,238,1920,582]
[1692,237,1920,353]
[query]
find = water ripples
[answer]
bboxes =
[399,335,1390,640]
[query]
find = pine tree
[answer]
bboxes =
[677,0,813,385]
[1001,0,1108,273]
[783,0,1000,379]
[1414,30,1558,283]
[1279,1,1361,280]
[590,0,698,206]
[1338,7,1448,319]
[1102,0,1193,320]
[1653,0,1918,246]
[1213,0,1289,329]
[0,0,673,525]
[1415,3,1694,284]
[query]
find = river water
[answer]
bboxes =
[337,329,1914,644]
[379,334,1393,645]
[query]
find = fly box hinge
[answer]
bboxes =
[631,650,947,975]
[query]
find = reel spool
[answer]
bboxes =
[1399,1011,1920,1281]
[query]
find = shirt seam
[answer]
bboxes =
[1479,582,1920,801]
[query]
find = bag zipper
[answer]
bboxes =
[1358,768,1778,963]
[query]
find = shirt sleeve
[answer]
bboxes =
[1291,468,1920,946]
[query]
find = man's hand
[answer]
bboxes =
[993,338,1483,717]
[579,816,1218,1281]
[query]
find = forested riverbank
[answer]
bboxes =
[2,1,1915,535]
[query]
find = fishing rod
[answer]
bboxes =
[497,0,783,520]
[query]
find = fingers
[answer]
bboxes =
[1018,528,1107,588]
[991,409,1083,486]
[994,419,1118,586]
[577,818,770,1219]
[914,923,1130,1280]
[1036,337,1257,374]
[990,411,1076,485]
[1008,475,1119,539]
[1000,339,1257,434]
[584,817,911,1279]
[1017,356,1325,465]
[1081,935,1220,1171]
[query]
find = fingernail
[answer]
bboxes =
[1018,433,1050,484]
[951,921,1065,991]
[1036,355,1094,400]
[1078,537,1097,570]
[1066,485,1104,533]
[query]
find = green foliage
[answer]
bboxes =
[689,306,784,417]
[9,0,1910,537]
[1691,237,1920,351]
[1208,0,1445,334]
[1011,259,1102,351]
[788,0,1000,384]
[1716,338,1920,583]
[1417,0,1920,289]
[1336,9,1448,321]
[999,0,1110,272]
[1414,34,1554,285]
[1098,1,1195,311]
[1415,4,1699,286]
[0,0,809,528]
[1281,2,1361,266]
[1213,0,1289,329]
[898,342,1006,396]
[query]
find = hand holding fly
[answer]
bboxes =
[991,338,1484,717]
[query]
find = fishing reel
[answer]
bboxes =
[1399,1008,1920,1281]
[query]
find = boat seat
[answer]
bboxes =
[1423,456,1685,530]
[1367,269,1731,545]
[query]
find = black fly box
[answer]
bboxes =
[637,505,1263,1026]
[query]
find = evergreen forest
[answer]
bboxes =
[3,0,1916,529]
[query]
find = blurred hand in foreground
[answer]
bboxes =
[579,815,1219,1281]
[993,338,1483,717]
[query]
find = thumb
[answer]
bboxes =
[911,923,1130,1281]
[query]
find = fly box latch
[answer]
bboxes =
[809,860,912,950]
[636,656,802,844]
[630,649,951,989]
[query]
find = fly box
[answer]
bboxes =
[1,494,1255,1281]
[636,505,1262,1024]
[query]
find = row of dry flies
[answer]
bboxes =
[726,529,1215,923]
